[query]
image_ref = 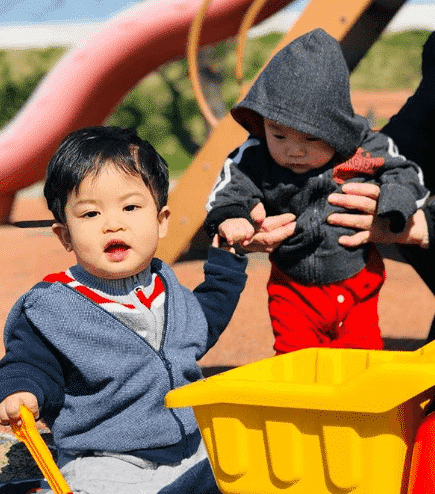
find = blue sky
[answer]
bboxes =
[0,0,139,24]
[0,0,430,25]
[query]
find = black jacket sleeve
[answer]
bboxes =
[204,136,266,237]
[368,131,430,232]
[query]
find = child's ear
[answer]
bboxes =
[52,223,73,252]
[158,206,170,239]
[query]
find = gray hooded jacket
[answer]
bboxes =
[205,28,428,285]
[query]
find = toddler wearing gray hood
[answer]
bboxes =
[205,28,429,354]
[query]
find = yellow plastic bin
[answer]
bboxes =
[165,342,435,494]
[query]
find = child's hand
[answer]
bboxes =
[0,392,39,427]
[212,234,236,253]
[249,202,267,228]
[218,218,255,246]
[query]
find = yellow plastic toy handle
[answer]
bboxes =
[11,405,73,494]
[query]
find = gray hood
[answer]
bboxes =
[231,28,365,158]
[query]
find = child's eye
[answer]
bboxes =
[124,204,140,212]
[306,136,320,142]
[274,134,285,140]
[82,211,99,218]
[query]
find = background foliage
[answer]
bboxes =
[0,29,431,177]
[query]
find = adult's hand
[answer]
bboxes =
[327,182,429,248]
[243,202,297,253]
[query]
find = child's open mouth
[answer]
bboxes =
[104,240,130,262]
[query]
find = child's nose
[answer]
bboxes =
[286,141,305,157]
[103,215,126,233]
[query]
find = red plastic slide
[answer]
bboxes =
[0,0,291,221]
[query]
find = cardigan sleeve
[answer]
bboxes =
[0,294,65,421]
[193,247,248,352]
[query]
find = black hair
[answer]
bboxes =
[44,126,169,224]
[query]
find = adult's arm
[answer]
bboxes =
[397,202,435,295]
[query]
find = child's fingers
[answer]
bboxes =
[219,219,254,245]
[5,398,24,423]
[230,227,255,245]
[211,234,220,248]
[22,394,40,421]
[212,235,236,253]
[0,402,9,426]
[250,202,266,225]
[0,392,39,426]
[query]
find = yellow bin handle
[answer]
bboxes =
[11,405,72,494]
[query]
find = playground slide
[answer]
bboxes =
[0,0,292,221]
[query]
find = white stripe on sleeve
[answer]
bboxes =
[205,137,260,211]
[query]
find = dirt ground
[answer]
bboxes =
[0,90,434,485]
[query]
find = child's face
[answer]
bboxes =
[264,118,335,174]
[53,163,170,279]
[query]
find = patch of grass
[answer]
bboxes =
[349,30,431,90]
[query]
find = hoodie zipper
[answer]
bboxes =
[308,192,324,283]
[308,206,319,282]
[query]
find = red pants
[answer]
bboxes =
[267,248,385,355]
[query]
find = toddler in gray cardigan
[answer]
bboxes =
[0,126,248,494]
